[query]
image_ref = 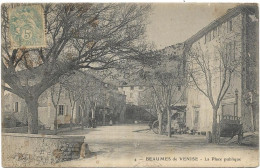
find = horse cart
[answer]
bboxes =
[216,114,243,144]
[149,119,167,134]
[148,112,186,134]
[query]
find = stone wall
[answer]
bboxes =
[2,126,28,133]
[2,133,85,167]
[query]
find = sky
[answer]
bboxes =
[145,3,239,49]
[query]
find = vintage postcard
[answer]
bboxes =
[1,3,259,167]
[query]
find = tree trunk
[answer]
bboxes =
[25,98,39,134]
[81,118,84,130]
[103,110,106,126]
[211,108,218,143]
[158,112,163,135]
[70,118,73,131]
[81,107,85,130]
[86,108,90,127]
[70,105,75,131]
[167,107,171,138]
[70,109,73,131]
[54,107,58,134]
[91,108,95,119]
[250,105,255,131]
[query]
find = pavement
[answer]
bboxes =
[53,124,259,167]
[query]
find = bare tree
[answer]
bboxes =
[139,86,165,134]
[1,4,151,133]
[140,50,186,137]
[72,71,107,127]
[50,84,62,134]
[187,41,241,143]
[61,74,83,131]
[78,88,90,129]
[107,90,126,124]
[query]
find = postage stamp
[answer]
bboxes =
[8,5,46,49]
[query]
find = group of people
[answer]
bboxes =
[86,118,97,128]
[85,116,114,128]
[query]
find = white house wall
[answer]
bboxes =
[118,86,144,106]
[186,12,244,132]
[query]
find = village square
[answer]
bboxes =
[1,3,259,167]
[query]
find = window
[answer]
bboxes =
[217,25,220,36]
[194,110,199,125]
[177,85,181,91]
[213,28,217,39]
[130,86,134,90]
[14,102,18,112]
[205,32,211,43]
[229,20,232,31]
[58,105,64,115]
[225,41,235,62]
[227,20,232,32]
[130,93,133,98]
[233,41,236,61]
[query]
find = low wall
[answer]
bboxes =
[2,126,28,133]
[2,133,85,167]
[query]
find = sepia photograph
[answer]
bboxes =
[1,2,259,167]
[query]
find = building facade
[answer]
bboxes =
[118,85,145,106]
[3,85,76,130]
[3,72,127,130]
[184,5,258,133]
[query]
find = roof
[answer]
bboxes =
[184,4,258,47]
[160,43,185,61]
[77,70,118,89]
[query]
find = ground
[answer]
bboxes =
[53,124,258,167]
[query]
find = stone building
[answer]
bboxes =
[2,85,75,130]
[2,71,127,130]
[118,84,145,106]
[184,5,258,133]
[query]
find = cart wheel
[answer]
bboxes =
[152,120,159,134]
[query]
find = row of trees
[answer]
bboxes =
[2,4,257,144]
[139,44,186,137]
[2,4,152,134]
[139,38,243,142]
[50,71,122,134]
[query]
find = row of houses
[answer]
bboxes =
[118,4,258,133]
[2,71,126,130]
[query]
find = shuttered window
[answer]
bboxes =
[59,105,64,115]
[14,102,18,112]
